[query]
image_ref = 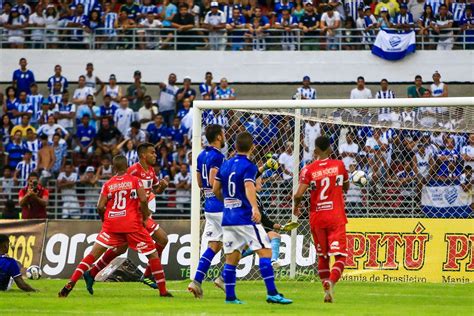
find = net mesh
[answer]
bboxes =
[197,103,473,281]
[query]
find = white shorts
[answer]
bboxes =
[148,197,156,213]
[202,212,223,242]
[223,224,271,255]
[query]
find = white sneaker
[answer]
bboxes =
[214,276,225,293]
[271,260,281,270]
[187,280,203,299]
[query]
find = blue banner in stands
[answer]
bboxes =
[421,181,472,218]
[372,29,416,61]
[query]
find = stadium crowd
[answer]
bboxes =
[0,0,473,50]
[0,58,472,219]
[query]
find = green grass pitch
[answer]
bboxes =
[1,279,472,315]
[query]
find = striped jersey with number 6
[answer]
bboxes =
[299,158,349,228]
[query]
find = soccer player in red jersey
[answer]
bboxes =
[293,136,350,303]
[84,143,171,293]
[58,155,169,297]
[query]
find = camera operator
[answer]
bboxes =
[18,172,49,219]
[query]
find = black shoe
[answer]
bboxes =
[160,291,174,297]
[58,282,74,298]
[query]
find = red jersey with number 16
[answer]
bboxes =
[299,158,348,228]
[127,162,159,197]
[101,174,143,233]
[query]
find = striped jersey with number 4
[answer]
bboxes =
[100,174,143,233]
[299,158,348,228]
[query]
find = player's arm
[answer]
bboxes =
[196,171,203,188]
[245,181,261,223]
[293,183,309,217]
[13,275,37,292]
[97,193,108,222]
[341,162,350,193]
[212,179,223,201]
[137,185,151,222]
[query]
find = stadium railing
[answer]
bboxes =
[0,27,471,50]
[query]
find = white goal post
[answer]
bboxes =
[190,96,474,279]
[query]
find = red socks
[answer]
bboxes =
[149,257,168,295]
[318,256,330,283]
[89,248,119,278]
[71,254,95,283]
[329,255,346,284]
[156,244,165,258]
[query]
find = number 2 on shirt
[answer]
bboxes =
[318,175,344,201]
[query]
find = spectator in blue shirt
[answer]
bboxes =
[74,114,97,156]
[0,234,37,292]
[274,0,294,18]
[120,0,141,21]
[461,5,474,49]
[199,72,215,100]
[436,137,462,177]
[99,94,118,121]
[176,77,196,111]
[47,65,68,94]
[177,98,191,119]
[162,0,178,27]
[66,4,90,43]
[12,58,35,95]
[393,3,414,30]
[168,117,189,147]
[245,7,271,50]
[5,131,25,169]
[226,7,247,50]
[146,114,168,148]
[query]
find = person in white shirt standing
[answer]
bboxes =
[278,142,295,182]
[375,78,395,123]
[320,4,341,50]
[102,74,122,107]
[158,73,179,127]
[114,96,135,137]
[430,71,449,120]
[84,63,104,96]
[57,164,80,219]
[350,76,372,119]
[72,75,94,107]
[203,2,227,51]
[339,132,359,171]
[28,4,46,48]
[303,120,321,164]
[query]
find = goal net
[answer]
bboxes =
[190,97,474,281]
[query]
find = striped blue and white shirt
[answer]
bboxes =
[14,102,34,125]
[125,150,138,167]
[16,160,37,184]
[199,83,214,99]
[104,12,118,36]
[204,110,229,128]
[450,2,466,22]
[71,0,101,16]
[393,12,414,26]
[425,0,445,16]
[47,75,68,93]
[376,89,395,116]
[23,140,41,162]
[344,0,365,22]
[49,94,63,107]
[296,86,317,99]
[27,94,43,124]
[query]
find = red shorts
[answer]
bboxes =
[309,215,347,257]
[96,227,156,255]
[145,217,160,235]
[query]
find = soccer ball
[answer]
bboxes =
[26,265,42,280]
[351,170,368,187]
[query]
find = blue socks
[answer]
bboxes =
[259,257,278,296]
[271,237,281,262]
[223,264,237,301]
[194,248,216,284]
[241,248,254,258]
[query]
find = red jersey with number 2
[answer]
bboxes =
[101,174,143,233]
[300,158,348,228]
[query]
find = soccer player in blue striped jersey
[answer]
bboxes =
[188,124,226,298]
[213,132,292,305]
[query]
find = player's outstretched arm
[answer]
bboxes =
[293,183,309,218]
[14,275,37,292]
[97,194,108,222]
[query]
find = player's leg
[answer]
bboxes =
[141,217,167,288]
[252,225,292,305]
[129,228,172,297]
[84,243,128,294]
[267,231,282,269]
[58,242,108,297]
[189,212,224,298]
[221,226,245,304]
[327,225,347,289]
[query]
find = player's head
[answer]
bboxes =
[137,142,157,165]
[314,136,332,158]
[113,155,128,173]
[236,132,254,154]
[205,124,225,149]
[0,234,9,254]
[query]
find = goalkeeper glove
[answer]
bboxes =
[264,158,279,171]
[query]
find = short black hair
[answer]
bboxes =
[465,165,472,171]
[179,3,188,9]
[28,171,39,179]
[205,71,212,76]
[236,132,253,152]
[315,136,331,152]
[205,124,223,143]
[381,78,388,83]
[0,234,9,246]
[137,142,154,156]
[113,155,128,172]
[131,121,140,129]
[357,76,365,82]
[415,75,422,80]
[40,134,48,140]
